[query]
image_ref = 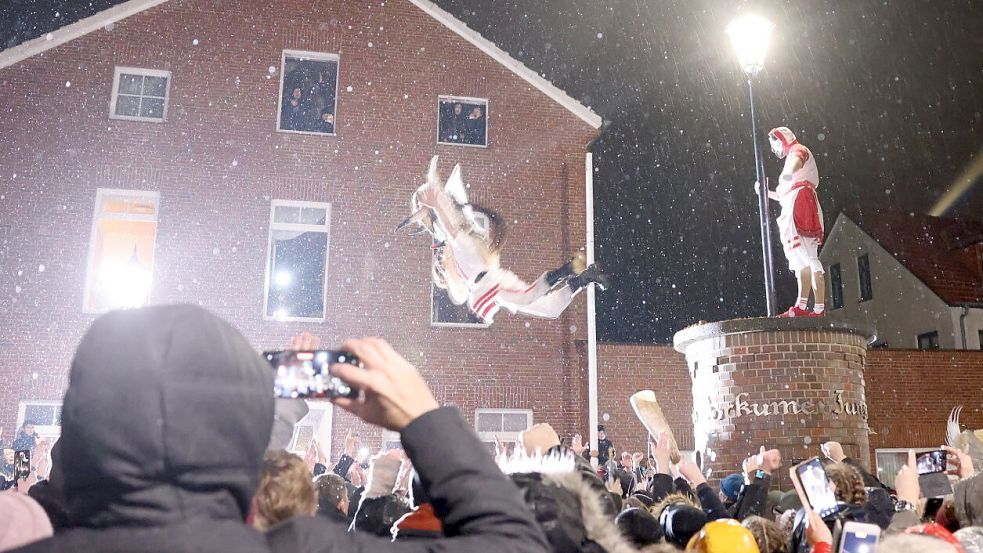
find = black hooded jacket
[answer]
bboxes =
[14,305,275,553]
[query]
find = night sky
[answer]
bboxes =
[4,0,983,343]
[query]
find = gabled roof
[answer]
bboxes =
[0,0,602,130]
[846,212,983,306]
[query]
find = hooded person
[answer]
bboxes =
[685,519,760,553]
[11,304,275,553]
[955,473,983,528]
[757,126,826,318]
[660,503,709,548]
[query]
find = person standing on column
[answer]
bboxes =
[756,126,826,317]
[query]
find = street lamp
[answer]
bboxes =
[727,14,777,316]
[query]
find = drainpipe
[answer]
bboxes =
[585,152,599,469]
[960,306,969,349]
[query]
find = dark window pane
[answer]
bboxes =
[143,75,168,97]
[279,55,338,133]
[432,286,485,325]
[24,404,55,425]
[979,330,983,351]
[858,254,872,302]
[830,263,843,309]
[266,231,328,319]
[917,331,939,350]
[438,99,487,146]
[115,95,141,117]
[119,73,142,95]
[140,97,166,119]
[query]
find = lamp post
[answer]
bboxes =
[727,14,777,316]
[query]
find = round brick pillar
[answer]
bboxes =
[673,318,875,487]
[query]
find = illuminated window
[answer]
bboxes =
[110,67,171,122]
[264,200,331,321]
[83,189,158,313]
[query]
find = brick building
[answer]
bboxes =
[0,0,602,456]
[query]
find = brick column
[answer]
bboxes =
[673,318,875,488]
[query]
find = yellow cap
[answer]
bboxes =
[686,519,761,553]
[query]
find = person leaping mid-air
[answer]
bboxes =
[756,126,826,317]
[395,156,610,324]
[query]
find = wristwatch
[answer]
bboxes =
[754,469,769,480]
[895,500,915,512]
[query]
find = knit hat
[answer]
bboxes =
[686,519,761,553]
[616,507,662,548]
[0,493,54,550]
[660,503,708,548]
[720,473,744,502]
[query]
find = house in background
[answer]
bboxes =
[0,0,601,456]
[820,212,983,350]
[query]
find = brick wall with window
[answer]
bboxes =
[591,344,983,474]
[0,0,597,457]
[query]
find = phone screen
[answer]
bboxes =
[264,350,360,399]
[15,449,31,480]
[796,458,838,515]
[916,450,946,475]
[840,526,879,553]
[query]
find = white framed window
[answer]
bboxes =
[875,447,934,488]
[83,189,159,313]
[288,400,333,460]
[109,67,171,122]
[475,409,533,450]
[438,95,488,147]
[381,430,402,452]
[264,200,331,321]
[431,212,491,328]
[16,401,62,439]
[277,50,340,135]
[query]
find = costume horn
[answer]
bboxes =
[426,155,441,186]
[630,390,681,464]
[394,208,431,234]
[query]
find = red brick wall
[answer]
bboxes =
[592,344,983,477]
[0,0,596,457]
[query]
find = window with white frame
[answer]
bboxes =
[438,96,488,147]
[875,448,933,488]
[381,430,402,452]
[265,200,331,321]
[277,50,339,135]
[84,189,159,313]
[431,211,491,327]
[17,401,62,439]
[288,400,333,459]
[475,409,533,452]
[110,67,171,122]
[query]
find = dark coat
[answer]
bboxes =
[12,305,275,553]
[266,407,551,553]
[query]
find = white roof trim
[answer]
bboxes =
[0,0,603,130]
[407,0,602,129]
[0,0,171,70]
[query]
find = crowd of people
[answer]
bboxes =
[2,303,982,553]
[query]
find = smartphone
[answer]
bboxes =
[263,350,361,399]
[915,450,946,475]
[15,449,31,481]
[789,457,839,517]
[838,521,880,553]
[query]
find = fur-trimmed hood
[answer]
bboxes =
[502,451,641,553]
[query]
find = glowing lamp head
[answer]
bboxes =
[726,15,774,76]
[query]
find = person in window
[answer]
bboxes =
[464,106,486,145]
[315,109,335,134]
[281,86,306,131]
[440,103,466,143]
[12,422,39,452]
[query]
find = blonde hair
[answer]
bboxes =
[252,450,317,531]
[742,515,790,553]
[824,462,866,505]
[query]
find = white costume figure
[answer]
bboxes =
[397,156,609,324]
[758,126,826,317]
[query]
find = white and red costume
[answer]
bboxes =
[769,127,824,274]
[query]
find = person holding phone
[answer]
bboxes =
[13,305,550,553]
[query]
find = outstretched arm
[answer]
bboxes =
[418,184,467,239]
